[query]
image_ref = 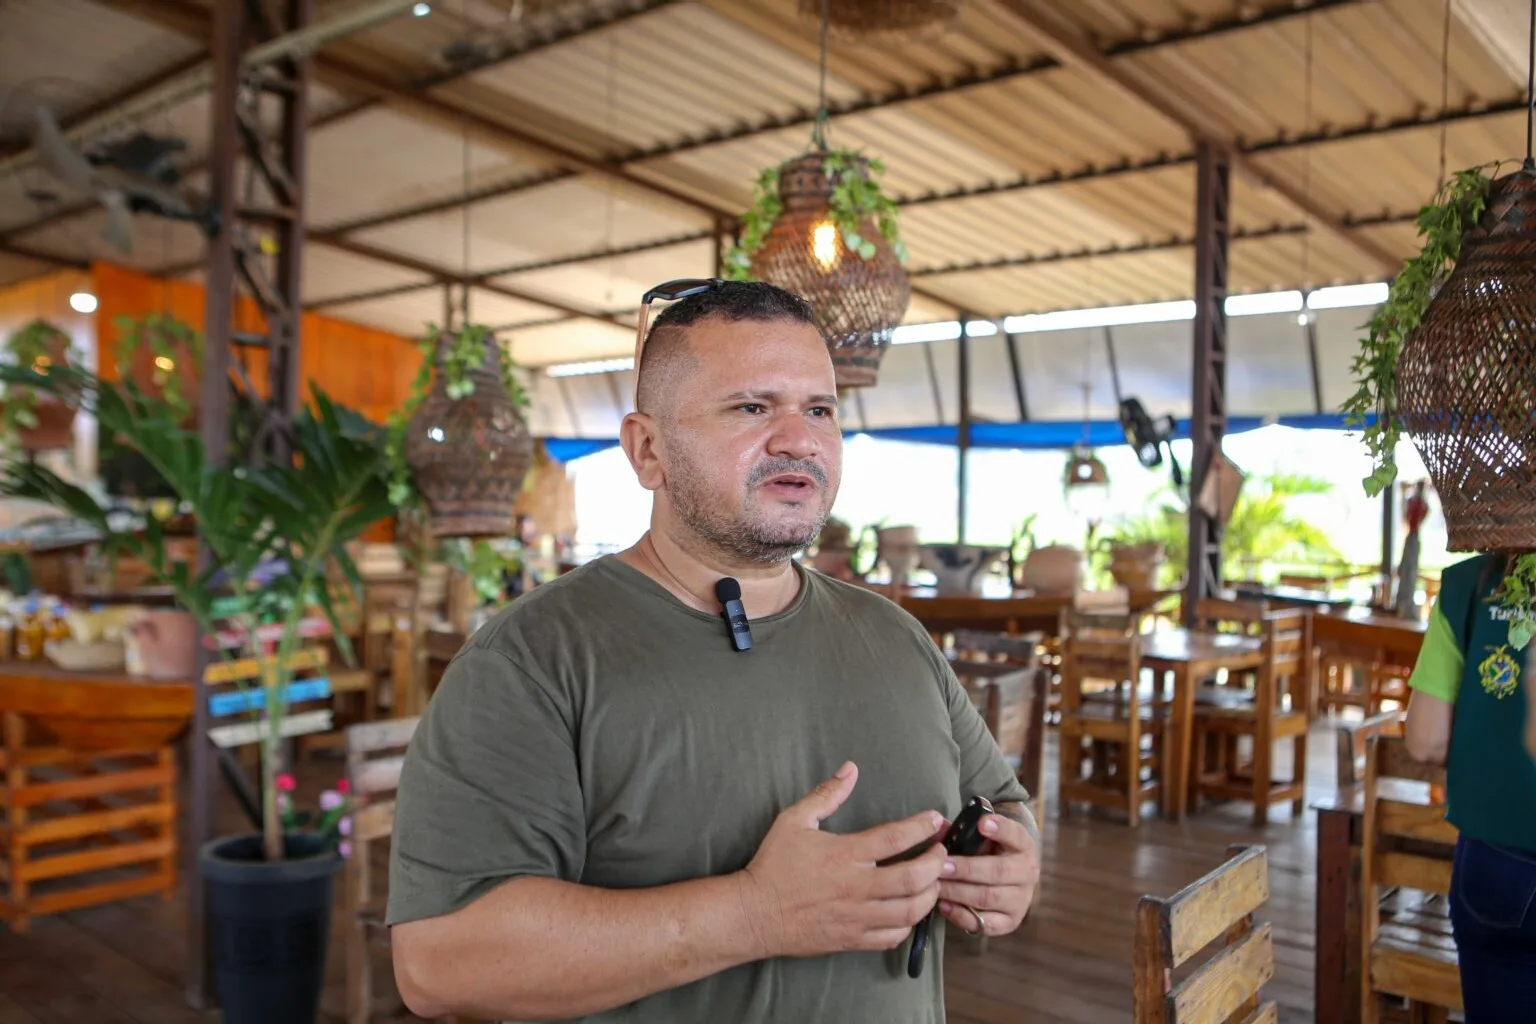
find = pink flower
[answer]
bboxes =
[275,773,297,793]
[335,778,350,795]
[339,816,352,837]
[319,790,343,812]
[339,840,352,858]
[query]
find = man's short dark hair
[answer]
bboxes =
[635,281,822,415]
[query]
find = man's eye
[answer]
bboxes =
[739,403,765,414]
[809,406,835,417]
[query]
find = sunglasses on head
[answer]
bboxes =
[632,278,724,408]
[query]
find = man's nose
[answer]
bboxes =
[765,410,819,460]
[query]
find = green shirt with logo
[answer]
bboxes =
[1408,553,1536,853]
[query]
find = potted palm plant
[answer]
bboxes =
[0,362,394,1023]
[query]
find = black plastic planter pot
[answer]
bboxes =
[200,833,341,1024]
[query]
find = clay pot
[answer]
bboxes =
[918,543,1005,596]
[877,525,920,585]
[1020,545,1083,596]
[404,334,534,539]
[124,609,199,681]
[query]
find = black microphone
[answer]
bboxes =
[714,577,753,652]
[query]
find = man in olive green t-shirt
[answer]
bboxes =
[387,280,1042,1023]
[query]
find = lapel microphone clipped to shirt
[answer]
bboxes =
[714,577,754,652]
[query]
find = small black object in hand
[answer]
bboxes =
[907,796,994,978]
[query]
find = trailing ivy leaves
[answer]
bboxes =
[1341,164,1500,497]
[1495,554,1536,652]
[724,147,907,280]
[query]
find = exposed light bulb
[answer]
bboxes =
[412,2,431,15]
[154,355,176,372]
[811,222,838,271]
[1297,312,1310,326]
[68,291,97,313]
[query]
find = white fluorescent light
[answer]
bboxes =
[68,291,97,314]
[892,321,961,345]
[412,2,431,15]
[1307,282,1389,310]
[1003,300,1195,334]
[546,356,634,378]
[1224,290,1302,316]
[965,321,998,337]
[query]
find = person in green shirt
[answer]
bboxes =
[386,280,1041,1023]
[1405,552,1536,1022]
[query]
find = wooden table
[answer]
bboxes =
[900,588,1177,636]
[1139,629,1266,821]
[0,662,194,931]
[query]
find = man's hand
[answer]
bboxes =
[737,761,947,960]
[934,807,1039,938]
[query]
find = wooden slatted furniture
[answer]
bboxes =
[1189,606,1310,825]
[1360,735,1461,1023]
[0,666,192,933]
[344,716,419,1024]
[1132,844,1277,1024]
[950,630,1047,814]
[1336,710,1405,787]
[1058,611,1162,826]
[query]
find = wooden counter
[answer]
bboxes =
[898,588,1177,635]
[0,661,194,932]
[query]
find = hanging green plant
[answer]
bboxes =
[1496,554,1536,651]
[723,147,909,280]
[1,319,74,440]
[115,312,203,418]
[383,321,531,508]
[1341,163,1504,497]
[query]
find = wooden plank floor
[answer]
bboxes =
[0,718,1348,1023]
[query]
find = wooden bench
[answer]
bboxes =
[1133,844,1276,1023]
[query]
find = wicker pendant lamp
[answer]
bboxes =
[1394,3,1536,553]
[736,0,911,389]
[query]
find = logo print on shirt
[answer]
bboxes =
[1478,644,1520,700]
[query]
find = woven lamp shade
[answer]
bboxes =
[796,0,962,40]
[1396,166,1536,552]
[749,152,911,389]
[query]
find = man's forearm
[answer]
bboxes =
[392,871,764,1021]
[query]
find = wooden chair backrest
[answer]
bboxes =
[1362,735,1456,897]
[1059,613,1141,714]
[1133,844,1276,1024]
[951,629,1042,666]
[1191,596,1268,635]
[1336,710,1404,787]
[345,717,420,843]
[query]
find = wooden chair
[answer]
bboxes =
[1057,610,1162,826]
[950,630,1048,821]
[344,717,430,1023]
[1360,735,1460,1023]
[1336,709,1405,787]
[1132,844,1276,1023]
[1189,607,1310,825]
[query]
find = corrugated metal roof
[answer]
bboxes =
[0,0,1526,411]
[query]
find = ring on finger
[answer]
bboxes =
[961,906,986,937]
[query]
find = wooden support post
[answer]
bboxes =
[1184,140,1231,626]
[957,312,972,545]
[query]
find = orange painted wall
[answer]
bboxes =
[92,262,424,423]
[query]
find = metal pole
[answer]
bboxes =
[957,312,971,545]
[1184,140,1231,627]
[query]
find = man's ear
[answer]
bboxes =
[620,411,664,492]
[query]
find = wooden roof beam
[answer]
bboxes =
[994,0,1401,277]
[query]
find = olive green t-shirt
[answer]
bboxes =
[386,554,1031,1023]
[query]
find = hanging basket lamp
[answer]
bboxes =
[1063,445,1110,521]
[396,325,535,539]
[1395,165,1536,552]
[729,150,912,389]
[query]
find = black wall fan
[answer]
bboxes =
[1119,396,1184,487]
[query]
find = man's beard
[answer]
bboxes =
[668,450,832,565]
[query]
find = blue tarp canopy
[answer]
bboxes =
[541,412,1365,464]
